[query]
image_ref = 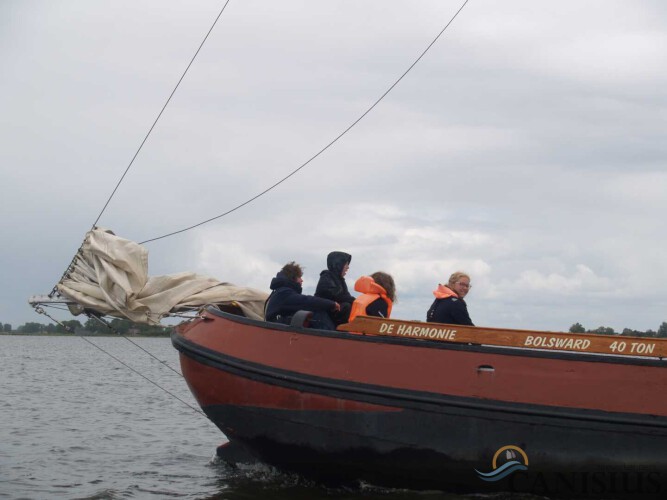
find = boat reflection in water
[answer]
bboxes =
[173,306,667,499]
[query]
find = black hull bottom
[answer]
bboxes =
[205,403,667,499]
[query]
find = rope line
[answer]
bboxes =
[88,313,185,378]
[50,1,232,297]
[38,1,471,418]
[33,305,207,417]
[92,0,233,229]
[139,0,471,244]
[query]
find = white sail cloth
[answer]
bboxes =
[57,228,268,324]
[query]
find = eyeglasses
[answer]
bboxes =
[455,282,472,289]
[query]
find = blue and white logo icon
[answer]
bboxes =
[475,445,529,482]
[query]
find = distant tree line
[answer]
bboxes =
[1,318,171,336]
[569,322,667,338]
[4,318,666,338]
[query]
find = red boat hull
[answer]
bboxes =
[173,308,667,498]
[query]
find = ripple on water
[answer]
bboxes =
[2,336,552,500]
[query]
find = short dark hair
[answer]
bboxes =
[281,261,303,282]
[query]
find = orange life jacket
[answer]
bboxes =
[349,276,393,321]
[432,284,458,300]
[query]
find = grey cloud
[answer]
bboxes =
[2,0,666,334]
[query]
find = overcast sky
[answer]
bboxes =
[2,0,666,333]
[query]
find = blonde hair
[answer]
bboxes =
[447,271,470,289]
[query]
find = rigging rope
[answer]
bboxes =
[49,0,232,298]
[87,313,186,379]
[92,0,233,230]
[39,1,234,420]
[33,305,207,418]
[139,0,471,245]
[40,1,470,411]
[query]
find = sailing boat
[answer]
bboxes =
[173,297,667,498]
[27,2,667,498]
[30,226,667,498]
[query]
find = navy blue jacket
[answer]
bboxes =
[426,296,474,326]
[265,271,336,324]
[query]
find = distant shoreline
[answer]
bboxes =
[0,332,171,337]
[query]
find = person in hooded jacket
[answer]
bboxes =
[315,251,355,325]
[265,261,340,325]
[349,272,396,321]
[426,271,474,326]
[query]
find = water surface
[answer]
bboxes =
[1,335,542,499]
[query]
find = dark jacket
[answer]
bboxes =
[315,251,354,303]
[265,271,336,324]
[426,284,474,326]
[315,251,354,324]
[365,297,389,318]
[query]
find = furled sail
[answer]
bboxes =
[56,228,268,324]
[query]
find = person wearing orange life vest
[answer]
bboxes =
[426,271,474,326]
[349,272,396,321]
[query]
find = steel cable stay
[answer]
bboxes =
[139,0,471,244]
[38,0,471,412]
[33,305,207,418]
[86,313,186,379]
[92,0,233,230]
[38,0,233,414]
[49,0,233,298]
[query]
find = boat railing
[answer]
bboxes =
[338,316,667,359]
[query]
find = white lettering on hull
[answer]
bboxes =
[609,340,656,354]
[384,322,456,340]
[524,335,591,351]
